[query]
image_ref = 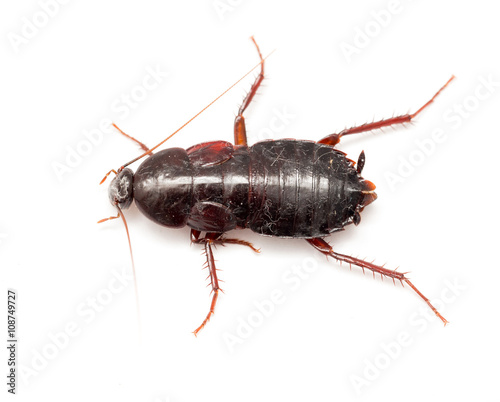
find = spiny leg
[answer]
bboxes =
[306,237,448,325]
[112,123,152,155]
[190,229,260,335]
[193,233,222,336]
[234,36,265,146]
[318,76,455,147]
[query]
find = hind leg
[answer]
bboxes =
[319,76,455,147]
[306,237,448,325]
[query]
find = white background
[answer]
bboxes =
[1,1,499,401]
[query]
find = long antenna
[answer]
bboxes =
[118,50,275,171]
[98,205,141,338]
[117,205,141,339]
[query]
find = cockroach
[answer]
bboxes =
[100,38,453,335]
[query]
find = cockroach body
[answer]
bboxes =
[112,140,376,237]
[102,38,453,335]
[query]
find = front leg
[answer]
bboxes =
[234,36,265,146]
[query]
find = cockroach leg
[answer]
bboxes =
[190,229,202,243]
[99,169,117,185]
[306,237,448,325]
[97,213,120,224]
[190,230,260,335]
[111,123,152,155]
[193,233,221,336]
[190,230,259,253]
[215,238,261,253]
[318,76,455,146]
[234,36,265,146]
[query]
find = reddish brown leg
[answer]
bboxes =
[190,229,202,242]
[318,76,455,146]
[112,123,153,155]
[234,36,265,146]
[193,232,222,336]
[306,237,448,325]
[99,169,117,185]
[97,213,120,224]
[190,229,260,335]
[216,238,260,253]
[191,229,260,253]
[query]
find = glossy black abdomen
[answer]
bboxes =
[248,140,366,238]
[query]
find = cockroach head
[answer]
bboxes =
[108,168,134,209]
